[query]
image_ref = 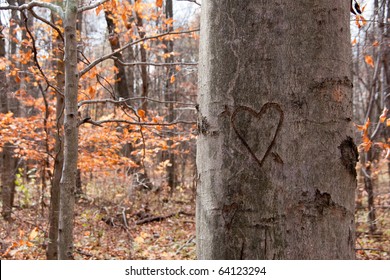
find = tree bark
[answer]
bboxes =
[135,0,149,113]
[164,0,176,195]
[197,0,357,259]
[1,1,19,222]
[58,0,79,260]
[47,10,65,260]
[104,9,130,100]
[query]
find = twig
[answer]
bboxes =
[29,9,64,41]
[121,207,129,229]
[0,1,64,17]
[175,235,195,255]
[86,119,196,127]
[78,98,137,109]
[78,51,116,98]
[177,0,201,6]
[78,0,110,13]
[23,12,64,96]
[113,59,197,67]
[75,248,94,257]
[135,211,193,225]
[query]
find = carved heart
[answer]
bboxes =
[231,103,284,167]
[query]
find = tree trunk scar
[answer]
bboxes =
[338,136,359,177]
[314,189,348,215]
[231,102,284,167]
[196,107,209,135]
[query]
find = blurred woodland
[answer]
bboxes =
[0,0,389,259]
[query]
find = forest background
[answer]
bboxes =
[0,0,389,259]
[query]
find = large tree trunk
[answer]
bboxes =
[197,0,357,259]
[58,0,79,260]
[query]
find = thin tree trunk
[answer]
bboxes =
[104,9,130,100]
[164,0,176,195]
[197,0,357,259]
[58,0,79,260]
[0,18,11,221]
[363,152,377,233]
[135,0,148,113]
[46,10,65,260]
[1,0,19,221]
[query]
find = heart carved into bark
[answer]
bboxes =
[231,102,284,167]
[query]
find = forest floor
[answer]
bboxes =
[355,161,390,260]
[0,180,196,260]
[0,169,389,260]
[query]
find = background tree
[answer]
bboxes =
[352,0,390,235]
[197,0,357,259]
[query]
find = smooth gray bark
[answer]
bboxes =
[197,0,357,259]
[58,0,79,260]
[47,10,65,260]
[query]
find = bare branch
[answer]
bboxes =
[78,98,135,108]
[83,118,196,127]
[123,96,196,107]
[177,0,201,6]
[78,97,196,108]
[80,29,200,77]
[0,1,63,18]
[113,58,197,67]
[78,0,110,13]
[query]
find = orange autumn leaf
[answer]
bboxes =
[156,0,163,8]
[137,109,146,119]
[355,17,362,28]
[356,118,373,152]
[88,86,97,98]
[111,0,118,9]
[170,74,175,84]
[351,38,357,46]
[355,15,367,28]
[365,55,374,68]
[355,118,370,131]
[14,72,21,83]
[372,40,380,47]
[0,58,6,71]
[121,12,127,24]
[361,141,372,152]
[96,4,103,15]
